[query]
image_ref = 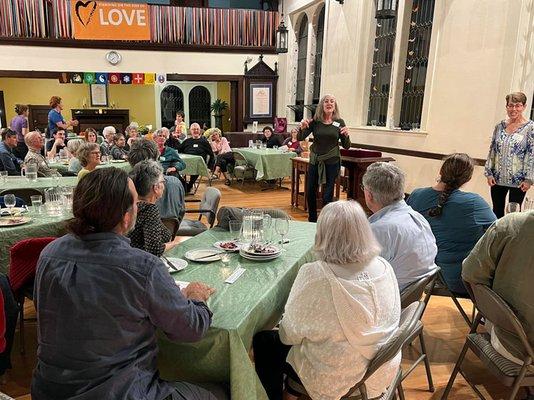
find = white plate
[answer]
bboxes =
[240,251,280,261]
[110,159,126,163]
[213,240,240,252]
[241,244,281,256]
[164,257,188,272]
[0,216,32,227]
[185,249,222,262]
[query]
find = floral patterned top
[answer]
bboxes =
[484,120,534,187]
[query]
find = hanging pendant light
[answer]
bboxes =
[375,0,396,19]
[276,1,288,54]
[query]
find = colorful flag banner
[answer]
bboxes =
[71,72,84,84]
[156,74,166,84]
[96,73,108,84]
[132,73,145,85]
[58,72,71,84]
[108,73,121,84]
[83,72,96,84]
[121,73,133,84]
[144,73,155,84]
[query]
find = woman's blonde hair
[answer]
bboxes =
[315,200,380,265]
[313,94,341,122]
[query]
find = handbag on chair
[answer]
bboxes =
[273,117,287,133]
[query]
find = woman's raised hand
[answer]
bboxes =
[340,126,350,136]
[300,119,312,130]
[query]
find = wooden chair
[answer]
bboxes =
[286,302,426,400]
[400,268,441,392]
[442,284,534,400]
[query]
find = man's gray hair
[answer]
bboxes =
[66,138,84,156]
[129,160,163,197]
[362,162,405,207]
[128,138,159,167]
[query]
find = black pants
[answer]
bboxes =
[490,185,527,218]
[253,330,302,400]
[306,161,340,222]
[215,152,235,173]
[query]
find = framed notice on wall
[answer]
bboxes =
[250,83,273,118]
[90,84,108,107]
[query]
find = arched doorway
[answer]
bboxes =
[160,85,184,128]
[189,86,211,128]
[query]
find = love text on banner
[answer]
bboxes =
[71,1,150,41]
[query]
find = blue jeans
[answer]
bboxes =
[306,161,340,222]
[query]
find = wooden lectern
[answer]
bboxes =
[291,148,394,212]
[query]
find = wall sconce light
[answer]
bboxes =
[375,0,396,19]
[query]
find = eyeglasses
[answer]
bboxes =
[506,103,524,109]
[90,151,101,155]
[360,184,366,191]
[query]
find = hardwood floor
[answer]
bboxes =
[1,178,518,399]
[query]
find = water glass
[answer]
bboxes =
[273,145,278,150]
[101,155,109,164]
[229,220,242,241]
[220,253,232,265]
[0,171,7,183]
[248,140,254,148]
[4,194,16,216]
[30,195,43,214]
[505,202,521,214]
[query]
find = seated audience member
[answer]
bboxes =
[128,160,181,256]
[100,126,116,156]
[166,124,185,149]
[46,129,67,158]
[83,127,98,144]
[261,126,283,148]
[282,128,303,155]
[129,139,186,220]
[66,139,84,174]
[209,128,234,185]
[125,124,139,150]
[0,128,23,175]
[179,123,215,193]
[77,142,101,181]
[171,111,187,140]
[154,128,185,179]
[111,133,129,160]
[363,162,438,290]
[24,131,61,177]
[407,153,496,295]
[463,211,534,365]
[31,167,216,400]
[253,201,401,400]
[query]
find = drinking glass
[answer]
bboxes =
[505,202,521,214]
[0,171,7,183]
[4,194,16,216]
[101,155,109,164]
[273,145,279,150]
[275,218,290,251]
[248,140,254,148]
[220,253,232,265]
[229,220,242,241]
[30,195,43,214]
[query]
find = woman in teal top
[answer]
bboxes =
[298,94,351,222]
[407,153,496,294]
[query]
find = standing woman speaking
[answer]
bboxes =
[298,94,351,222]
[484,92,534,218]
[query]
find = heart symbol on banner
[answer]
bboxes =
[75,1,97,27]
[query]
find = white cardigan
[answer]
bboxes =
[279,257,401,400]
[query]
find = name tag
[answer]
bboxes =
[159,156,166,162]
[332,121,340,128]
[193,144,199,148]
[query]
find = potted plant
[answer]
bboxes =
[211,99,228,131]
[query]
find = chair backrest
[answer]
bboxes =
[215,207,291,230]
[8,237,56,294]
[0,196,26,208]
[200,187,221,227]
[400,267,440,309]
[232,151,248,166]
[472,284,534,360]
[0,188,43,206]
[161,217,182,239]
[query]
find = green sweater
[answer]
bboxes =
[297,118,351,164]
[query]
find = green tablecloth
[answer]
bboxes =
[235,148,296,180]
[48,161,132,174]
[0,211,70,273]
[158,221,316,400]
[1,176,78,192]
[179,154,210,177]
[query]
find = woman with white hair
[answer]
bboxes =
[298,94,351,222]
[128,160,180,256]
[66,138,84,174]
[253,200,401,400]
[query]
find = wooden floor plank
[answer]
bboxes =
[0,179,517,399]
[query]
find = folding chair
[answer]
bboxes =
[176,187,221,237]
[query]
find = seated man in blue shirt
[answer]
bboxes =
[0,128,23,175]
[363,162,438,291]
[32,167,217,400]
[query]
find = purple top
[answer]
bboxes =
[10,115,28,143]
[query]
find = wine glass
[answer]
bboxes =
[506,202,521,214]
[4,194,16,216]
[275,218,290,251]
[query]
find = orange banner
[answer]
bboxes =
[72,1,150,41]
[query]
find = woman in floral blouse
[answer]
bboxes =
[485,92,534,218]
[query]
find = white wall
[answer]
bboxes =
[278,0,534,200]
